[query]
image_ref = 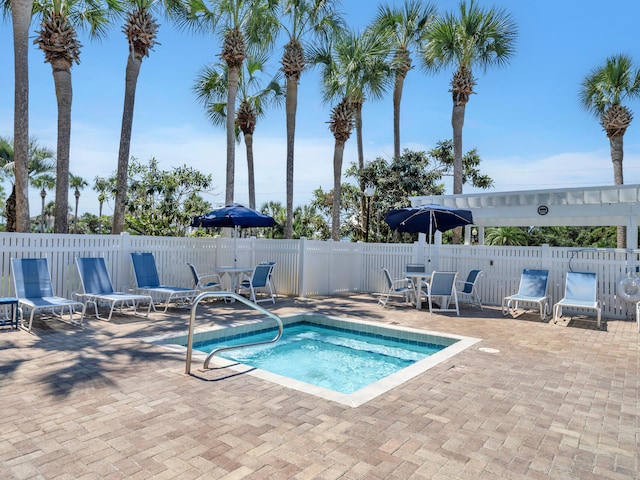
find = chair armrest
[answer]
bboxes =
[198,273,223,284]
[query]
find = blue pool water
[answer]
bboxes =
[191,322,446,394]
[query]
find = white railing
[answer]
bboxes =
[1,232,638,320]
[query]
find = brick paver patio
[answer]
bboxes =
[1,295,638,479]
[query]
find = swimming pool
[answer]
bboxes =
[148,313,480,407]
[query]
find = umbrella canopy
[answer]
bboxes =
[384,204,474,234]
[191,203,276,229]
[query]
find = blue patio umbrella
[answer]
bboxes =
[191,204,276,264]
[384,204,474,235]
[384,204,474,268]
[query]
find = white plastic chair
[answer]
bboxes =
[553,272,601,328]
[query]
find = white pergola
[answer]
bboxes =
[411,184,640,249]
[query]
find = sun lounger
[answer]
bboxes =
[11,257,85,332]
[130,253,199,312]
[502,269,551,320]
[75,257,153,321]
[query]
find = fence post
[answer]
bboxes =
[298,237,307,298]
[117,232,132,290]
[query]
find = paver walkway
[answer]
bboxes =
[1,295,638,479]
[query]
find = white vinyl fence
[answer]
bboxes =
[1,232,638,320]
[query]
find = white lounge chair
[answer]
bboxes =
[11,257,85,332]
[420,271,460,315]
[502,269,551,320]
[553,271,601,328]
[75,257,153,321]
[130,253,199,312]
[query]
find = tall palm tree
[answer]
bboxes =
[178,0,279,206]
[279,0,344,239]
[421,0,517,196]
[193,54,284,209]
[580,54,640,248]
[311,28,392,241]
[33,0,115,233]
[113,0,180,234]
[31,173,56,232]
[373,0,437,161]
[10,0,35,232]
[70,174,88,233]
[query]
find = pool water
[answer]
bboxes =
[193,323,444,394]
[150,313,480,407]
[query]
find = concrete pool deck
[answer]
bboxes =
[1,295,638,479]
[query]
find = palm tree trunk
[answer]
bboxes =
[52,60,72,233]
[113,54,142,234]
[610,134,626,248]
[12,0,34,233]
[245,133,255,209]
[355,104,366,239]
[451,103,466,244]
[225,67,239,205]
[331,140,346,241]
[393,73,405,161]
[284,76,298,239]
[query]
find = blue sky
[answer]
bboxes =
[2,0,640,217]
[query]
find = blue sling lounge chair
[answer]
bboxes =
[75,257,153,321]
[130,253,199,312]
[502,269,551,321]
[11,257,85,332]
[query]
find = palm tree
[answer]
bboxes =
[580,54,640,248]
[70,174,88,233]
[373,0,437,161]
[9,0,35,232]
[178,0,279,206]
[93,175,113,233]
[311,28,392,241]
[31,173,56,232]
[193,54,284,209]
[421,0,517,197]
[279,0,344,239]
[113,0,181,234]
[0,136,56,232]
[33,0,114,233]
[485,226,528,246]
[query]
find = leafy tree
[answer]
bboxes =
[348,146,493,242]
[292,204,330,240]
[309,183,361,241]
[421,0,517,197]
[124,157,213,236]
[279,0,344,239]
[33,0,116,233]
[373,0,437,160]
[579,54,640,248]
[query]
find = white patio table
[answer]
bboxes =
[404,271,431,310]
[212,266,253,293]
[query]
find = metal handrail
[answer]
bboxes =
[185,291,283,374]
